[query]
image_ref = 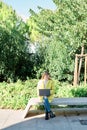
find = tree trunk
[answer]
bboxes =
[77,45,84,84]
[73,54,78,86]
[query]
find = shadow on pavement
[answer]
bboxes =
[2,114,58,130]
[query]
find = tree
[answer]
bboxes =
[27,0,87,81]
[0,2,34,81]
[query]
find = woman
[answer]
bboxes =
[37,71,55,120]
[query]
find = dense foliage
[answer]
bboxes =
[27,0,87,82]
[0,2,35,81]
[1,0,87,82]
[1,0,87,110]
[0,80,87,109]
[0,79,38,109]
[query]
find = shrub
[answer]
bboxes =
[0,79,38,109]
[0,80,87,109]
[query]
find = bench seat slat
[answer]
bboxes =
[51,98,87,105]
[23,97,87,118]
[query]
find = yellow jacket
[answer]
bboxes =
[37,79,54,102]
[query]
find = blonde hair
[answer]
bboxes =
[41,71,51,80]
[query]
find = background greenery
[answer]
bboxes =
[0,80,87,110]
[27,0,87,82]
[0,0,87,82]
[1,1,87,109]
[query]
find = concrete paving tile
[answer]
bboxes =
[2,126,20,130]
[52,116,72,130]
[0,110,12,130]
[66,115,87,130]
[1,109,87,130]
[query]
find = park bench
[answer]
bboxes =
[23,97,87,118]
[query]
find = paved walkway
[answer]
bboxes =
[1,109,87,130]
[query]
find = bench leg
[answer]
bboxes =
[23,102,32,118]
[23,98,41,118]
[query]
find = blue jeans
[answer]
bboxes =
[43,97,51,112]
